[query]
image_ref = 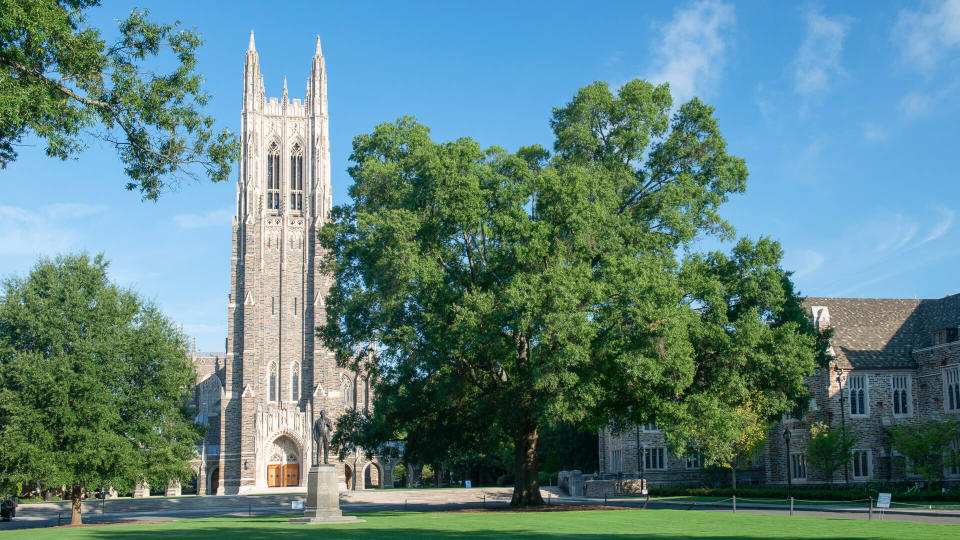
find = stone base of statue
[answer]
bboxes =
[290,465,365,524]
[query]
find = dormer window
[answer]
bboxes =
[267,142,281,211]
[289,143,303,211]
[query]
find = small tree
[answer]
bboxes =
[806,421,857,485]
[889,417,960,487]
[0,254,201,525]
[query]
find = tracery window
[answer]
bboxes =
[893,375,910,416]
[289,143,303,211]
[686,451,701,469]
[269,362,278,402]
[848,374,868,416]
[791,453,807,479]
[341,374,352,405]
[267,142,281,211]
[946,367,960,412]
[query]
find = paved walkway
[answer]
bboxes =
[2,487,959,531]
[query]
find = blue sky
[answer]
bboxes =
[2,1,958,351]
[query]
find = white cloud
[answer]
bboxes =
[648,1,736,103]
[0,204,104,258]
[173,209,233,229]
[872,213,919,253]
[862,123,888,141]
[900,91,935,118]
[922,207,956,242]
[785,249,825,278]
[794,10,852,95]
[893,0,960,72]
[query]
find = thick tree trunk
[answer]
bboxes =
[511,426,544,506]
[70,484,83,526]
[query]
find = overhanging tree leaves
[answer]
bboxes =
[319,79,820,506]
[0,0,238,199]
[0,253,202,525]
[889,417,960,486]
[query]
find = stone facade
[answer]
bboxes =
[184,33,386,496]
[598,293,960,488]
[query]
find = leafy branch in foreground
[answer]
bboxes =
[0,0,238,199]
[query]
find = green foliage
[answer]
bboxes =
[806,421,857,484]
[0,0,238,199]
[0,253,202,523]
[497,473,515,487]
[888,417,960,485]
[319,79,820,506]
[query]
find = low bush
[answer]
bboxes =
[496,474,514,487]
[538,471,559,486]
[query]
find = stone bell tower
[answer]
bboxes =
[217,31,340,494]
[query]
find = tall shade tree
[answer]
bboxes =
[0,254,202,525]
[319,80,820,506]
[0,0,238,199]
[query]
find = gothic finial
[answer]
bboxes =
[315,36,322,57]
[248,30,256,51]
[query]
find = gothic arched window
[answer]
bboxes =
[291,362,300,402]
[341,374,351,406]
[289,143,303,211]
[267,142,281,211]
[269,362,278,402]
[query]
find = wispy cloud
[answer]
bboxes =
[794,9,852,95]
[862,123,888,141]
[892,0,960,73]
[173,209,233,229]
[900,91,935,118]
[922,207,956,243]
[785,249,825,278]
[649,0,736,103]
[0,204,105,258]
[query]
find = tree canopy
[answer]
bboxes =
[0,0,238,199]
[0,253,201,524]
[318,79,821,505]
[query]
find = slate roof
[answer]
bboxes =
[803,294,960,370]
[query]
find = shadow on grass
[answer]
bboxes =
[68,512,939,540]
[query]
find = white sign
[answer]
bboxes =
[465,480,472,488]
[641,488,648,496]
[292,500,304,510]
[877,493,891,509]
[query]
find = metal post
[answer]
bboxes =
[836,369,849,485]
[732,495,736,513]
[869,497,873,520]
[790,497,794,516]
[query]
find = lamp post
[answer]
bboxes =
[834,364,849,485]
[783,428,792,500]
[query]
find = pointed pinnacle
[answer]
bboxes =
[283,76,288,90]
[315,36,322,56]
[248,30,256,51]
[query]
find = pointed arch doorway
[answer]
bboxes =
[266,435,301,487]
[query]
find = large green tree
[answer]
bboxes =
[0,254,201,525]
[319,80,820,506]
[0,0,238,199]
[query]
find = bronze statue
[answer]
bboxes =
[313,410,331,466]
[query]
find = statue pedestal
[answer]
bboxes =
[290,465,364,524]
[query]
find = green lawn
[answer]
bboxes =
[5,509,959,539]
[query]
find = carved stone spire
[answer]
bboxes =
[314,36,322,58]
[248,29,256,51]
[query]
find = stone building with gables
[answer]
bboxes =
[598,293,960,488]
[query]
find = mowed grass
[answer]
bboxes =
[5,509,959,540]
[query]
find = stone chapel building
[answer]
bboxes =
[184,33,387,496]
[598,293,960,489]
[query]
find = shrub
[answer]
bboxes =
[538,471,559,486]
[496,474,514,487]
